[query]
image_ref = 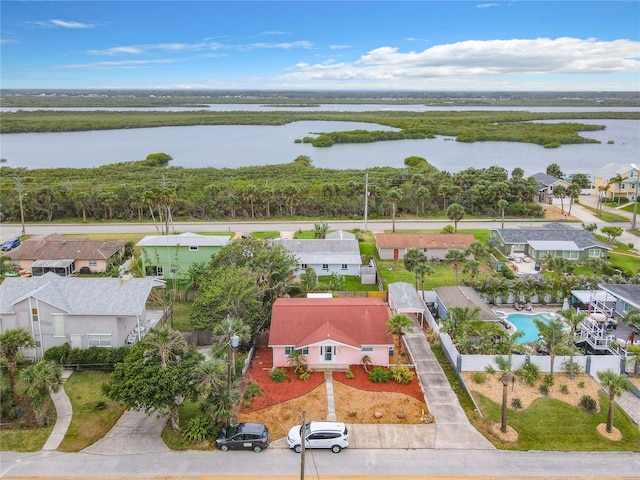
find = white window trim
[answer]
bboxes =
[87,333,112,347]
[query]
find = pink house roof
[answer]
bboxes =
[268,298,393,348]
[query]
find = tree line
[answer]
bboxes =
[0,155,547,225]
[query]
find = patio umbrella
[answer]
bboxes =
[562,298,570,310]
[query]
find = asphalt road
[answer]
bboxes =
[2,448,639,478]
[0,217,628,240]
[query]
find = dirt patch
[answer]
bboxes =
[597,423,623,441]
[462,371,602,411]
[542,204,577,221]
[238,349,429,440]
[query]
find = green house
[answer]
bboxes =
[137,232,230,281]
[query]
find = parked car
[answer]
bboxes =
[286,421,349,453]
[2,237,20,252]
[215,422,270,452]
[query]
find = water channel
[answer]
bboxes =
[1,105,638,175]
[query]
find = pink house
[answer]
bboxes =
[268,297,393,370]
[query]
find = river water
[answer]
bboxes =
[1,106,638,175]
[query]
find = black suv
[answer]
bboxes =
[215,422,270,452]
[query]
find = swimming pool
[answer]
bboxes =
[506,312,553,344]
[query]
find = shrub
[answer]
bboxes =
[65,346,130,370]
[516,363,540,386]
[299,370,310,381]
[484,365,496,375]
[578,381,585,388]
[561,359,583,375]
[243,380,262,399]
[345,369,355,380]
[390,366,414,385]
[511,397,523,410]
[542,374,554,387]
[472,371,487,384]
[270,368,286,383]
[183,414,215,442]
[539,384,549,396]
[560,384,569,394]
[368,366,392,383]
[579,395,597,413]
[43,343,71,364]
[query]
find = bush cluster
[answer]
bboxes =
[43,344,129,370]
[368,366,392,383]
[270,368,286,383]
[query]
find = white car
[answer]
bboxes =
[286,421,349,453]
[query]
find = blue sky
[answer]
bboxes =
[2,1,639,91]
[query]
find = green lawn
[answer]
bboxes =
[474,392,640,451]
[58,371,125,452]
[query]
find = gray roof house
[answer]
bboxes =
[0,272,164,360]
[433,286,500,323]
[275,235,361,277]
[388,282,427,326]
[531,172,571,205]
[598,284,640,317]
[490,223,610,263]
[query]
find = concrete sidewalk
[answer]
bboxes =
[42,369,73,451]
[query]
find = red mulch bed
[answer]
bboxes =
[240,348,425,413]
[333,365,425,402]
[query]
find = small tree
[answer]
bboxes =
[601,226,623,246]
[19,360,63,426]
[313,222,329,239]
[494,355,514,434]
[557,308,587,379]
[388,188,402,233]
[597,370,634,434]
[445,249,468,286]
[0,328,36,401]
[534,317,566,374]
[386,314,414,365]
[497,199,508,229]
[299,267,318,293]
[446,203,465,231]
[287,349,308,373]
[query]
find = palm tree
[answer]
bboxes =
[553,184,567,213]
[462,260,481,286]
[287,349,308,373]
[243,184,259,219]
[445,249,468,286]
[414,263,434,299]
[19,360,63,426]
[446,203,465,231]
[556,308,587,379]
[0,328,36,400]
[597,370,634,434]
[388,188,401,232]
[466,241,486,261]
[403,248,428,290]
[440,306,481,339]
[142,326,189,369]
[313,222,329,239]
[497,199,508,228]
[386,314,414,365]
[566,183,581,215]
[494,355,514,433]
[192,358,227,398]
[533,317,566,374]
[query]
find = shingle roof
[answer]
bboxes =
[375,233,475,249]
[492,223,609,251]
[325,230,356,240]
[531,172,569,190]
[433,286,499,321]
[276,239,361,265]
[268,298,392,348]
[0,272,156,316]
[7,233,124,261]
[598,284,640,310]
[136,232,229,247]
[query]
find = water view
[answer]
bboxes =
[1,116,638,174]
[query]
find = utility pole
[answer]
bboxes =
[299,410,306,480]
[363,172,369,232]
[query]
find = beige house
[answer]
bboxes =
[375,233,475,261]
[531,172,571,205]
[594,163,640,202]
[6,233,126,276]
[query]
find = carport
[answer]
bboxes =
[388,282,427,326]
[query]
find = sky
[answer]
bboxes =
[1,1,639,91]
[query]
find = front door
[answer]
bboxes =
[321,346,336,362]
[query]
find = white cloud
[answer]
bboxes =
[477,3,501,9]
[244,40,313,50]
[329,44,351,50]
[87,42,222,55]
[282,37,640,82]
[56,59,179,70]
[27,19,95,29]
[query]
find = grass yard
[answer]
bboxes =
[58,371,125,452]
[473,392,640,451]
[170,300,195,331]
